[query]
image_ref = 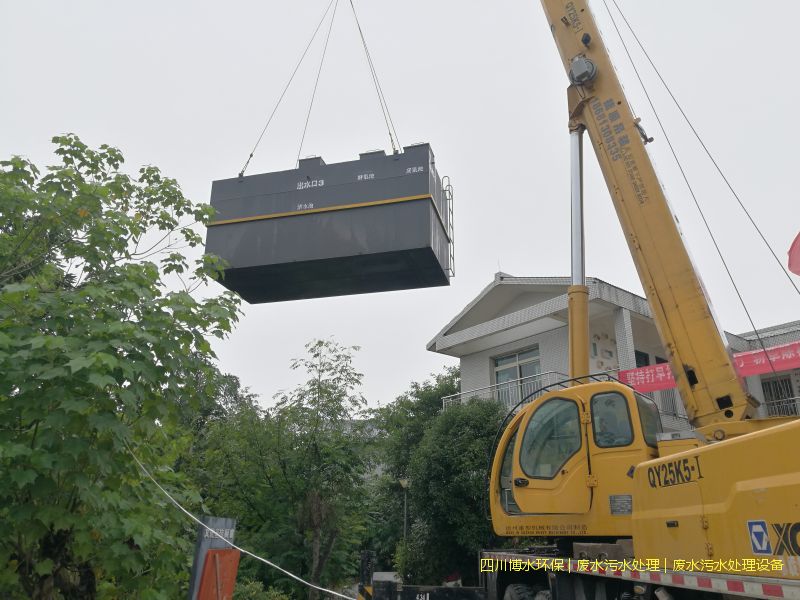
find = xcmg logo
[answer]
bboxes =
[748,520,800,556]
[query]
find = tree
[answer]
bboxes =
[199,339,370,600]
[374,366,458,480]
[401,399,504,585]
[365,367,459,570]
[0,135,240,598]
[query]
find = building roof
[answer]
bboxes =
[427,273,800,358]
[427,274,652,357]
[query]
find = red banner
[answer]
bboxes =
[734,340,800,377]
[618,362,675,392]
[618,341,800,392]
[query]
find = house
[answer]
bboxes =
[427,273,800,429]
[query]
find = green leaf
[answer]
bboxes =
[10,469,37,487]
[88,373,116,389]
[67,355,94,374]
[0,443,32,459]
[39,366,67,380]
[61,398,90,413]
[29,336,48,349]
[34,559,54,576]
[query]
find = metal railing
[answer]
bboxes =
[442,371,568,412]
[765,396,800,417]
[640,388,691,430]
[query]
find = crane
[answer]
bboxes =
[487,0,800,587]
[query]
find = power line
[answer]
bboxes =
[126,442,356,600]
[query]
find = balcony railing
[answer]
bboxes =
[442,372,696,432]
[765,396,800,417]
[442,371,568,412]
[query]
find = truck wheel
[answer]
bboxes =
[503,584,541,600]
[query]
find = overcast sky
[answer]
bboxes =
[2,1,799,408]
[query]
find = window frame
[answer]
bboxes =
[518,397,583,480]
[590,391,635,449]
[635,393,662,448]
[493,345,541,384]
[761,375,795,403]
[498,427,521,514]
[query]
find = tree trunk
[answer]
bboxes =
[309,523,321,600]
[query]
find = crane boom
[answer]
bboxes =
[540,0,757,427]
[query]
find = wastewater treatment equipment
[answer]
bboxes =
[205,143,454,303]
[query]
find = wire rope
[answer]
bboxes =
[239,0,337,177]
[601,0,780,375]
[347,0,401,153]
[297,0,340,166]
[609,0,800,298]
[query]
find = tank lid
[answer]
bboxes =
[298,156,326,168]
[359,149,387,160]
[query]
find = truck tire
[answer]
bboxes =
[503,584,542,600]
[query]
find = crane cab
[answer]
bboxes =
[490,380,661,539]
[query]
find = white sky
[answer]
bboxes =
[2,1,798,408]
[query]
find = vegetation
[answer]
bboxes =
[0,137,507,597]
[194,340,371,600]
[0,135,240,597]
[403,399,504,584]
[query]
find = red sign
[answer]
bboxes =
[734,340,800,377]
[198,549,241,600]
[618,340,800,392]
[618,362,675,392]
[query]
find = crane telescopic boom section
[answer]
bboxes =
[539,0,757,427]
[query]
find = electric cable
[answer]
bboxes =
[609,0,800,299]
[347,0,401,153]
[297,0,340,167]
[601,0,780,376]
[126,442,356,600]
[239,0,337,177]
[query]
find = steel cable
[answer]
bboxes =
[601,0,781,376]
[297,0,340,166]
[239,0,337,177]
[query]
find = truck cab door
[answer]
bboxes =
[511,394,591,514]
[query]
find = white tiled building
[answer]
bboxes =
[427,273,800,429]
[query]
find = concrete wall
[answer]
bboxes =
[460,326,569,394]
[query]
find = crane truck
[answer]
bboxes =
[361,2,800,600]
[481,1,800,599]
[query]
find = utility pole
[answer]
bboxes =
[398,478,410,543]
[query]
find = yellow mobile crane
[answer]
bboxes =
[482,0,800,597]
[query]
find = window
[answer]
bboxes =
[762,376,794,402]
[591,392,634,447]
[499,429,521,514]
[494,346,541,407]
[519,398,581,479]
[494,347,541,382]
[762,376,797,416]
[659,388,679,416]
[634,350,651,368]
[636,394,662,447]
